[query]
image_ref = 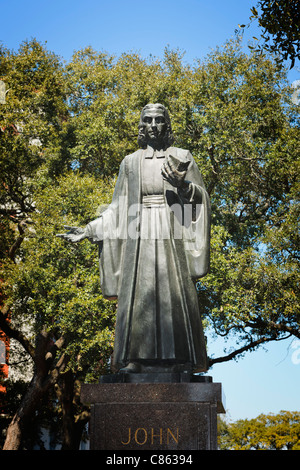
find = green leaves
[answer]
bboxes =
[1,172,116,377]
[249,1,300,68]
[0,39,69,223]
[220,411,300,450]
[250,7,258,17]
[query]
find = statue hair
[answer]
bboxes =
[137,103,175,149]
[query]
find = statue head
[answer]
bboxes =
[137,103,174,149]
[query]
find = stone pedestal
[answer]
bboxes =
[81,377,225,450]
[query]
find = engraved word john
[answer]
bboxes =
[121,427,179,446]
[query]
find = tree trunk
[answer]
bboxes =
[2,331,67,450]
[2,417,23,451]
[3,375,48,450]
[60,371,75,450]
[59,373,90,450]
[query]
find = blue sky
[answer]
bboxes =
[1,0,299,422]
[1,0,299,82]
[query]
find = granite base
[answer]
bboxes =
[81,377,225,450]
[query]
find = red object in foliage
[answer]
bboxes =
[0,307,10,393]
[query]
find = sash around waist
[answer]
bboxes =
[142,194,165,207]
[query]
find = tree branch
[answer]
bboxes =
[268,321,300,340]
[8,220,28,262]
[208,336,271,367]
[0,305,35,358]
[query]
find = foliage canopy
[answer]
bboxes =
[220,411,300,450]
[242,1,300,68]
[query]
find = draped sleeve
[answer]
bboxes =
[85,159,129,298]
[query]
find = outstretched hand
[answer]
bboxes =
[56,226,86,243]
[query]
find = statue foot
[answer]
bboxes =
[119,362,142,373]
[119,361,193,374]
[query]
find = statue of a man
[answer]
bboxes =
[58,103,210,374]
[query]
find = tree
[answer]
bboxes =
[0,39,74,449]
[220,411,300,450]
[189,39,299,364]
[241,1,300,68]
[1,36,299,449]
[1,172,116,449]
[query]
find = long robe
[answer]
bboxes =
[86,146,210,372]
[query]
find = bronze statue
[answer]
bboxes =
[57,103,210,374]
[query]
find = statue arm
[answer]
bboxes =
[161,152,205,205]
[57,158,126,244]
[177,181,202,204]
[56,218,104,244]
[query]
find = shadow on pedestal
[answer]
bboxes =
[99,371,213,384]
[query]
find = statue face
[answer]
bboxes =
[142,107,166,147]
